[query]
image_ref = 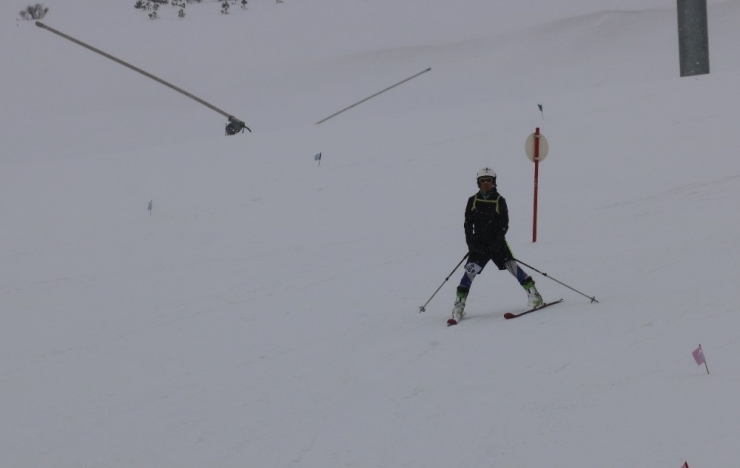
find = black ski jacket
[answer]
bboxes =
[464,189,509,256]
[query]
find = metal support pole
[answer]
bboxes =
[35,22,250,134]
[316,68,431,125]
[677,0,710,77]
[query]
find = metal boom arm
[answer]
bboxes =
[36,21,250,135]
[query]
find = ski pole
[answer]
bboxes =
[514,258,599,303]
[419,253,469,313]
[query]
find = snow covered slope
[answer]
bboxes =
[1,0,739,466]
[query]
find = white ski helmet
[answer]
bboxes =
[476,167,496,181]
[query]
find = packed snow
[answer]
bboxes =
[1,0,739,466]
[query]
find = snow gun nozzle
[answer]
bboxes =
[225,117,251,136]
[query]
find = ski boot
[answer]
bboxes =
[523,280,544,309]
[451,288,468,322]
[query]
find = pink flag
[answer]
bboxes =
[682,462,689,468]
[693,346,705,366]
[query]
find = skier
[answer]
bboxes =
[451,167,543,322]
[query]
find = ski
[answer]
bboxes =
[503,299,563,319]
[448,299,563,324]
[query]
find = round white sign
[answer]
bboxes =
[525,132,549,162]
